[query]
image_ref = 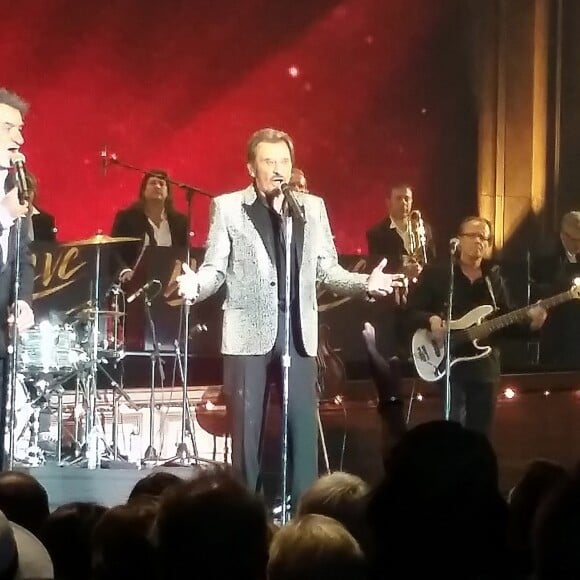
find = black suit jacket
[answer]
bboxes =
[366,218,435,271]
[531,237,580,298]
[31,209,56,242]
[531,237,580,367]
[1,174,34,355]
[0,223,34,355]
[110,205,189,273]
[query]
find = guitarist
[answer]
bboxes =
[406,216,547,436]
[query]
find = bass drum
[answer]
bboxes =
[18,321,80,377]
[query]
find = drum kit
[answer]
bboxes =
[9,233,141,468]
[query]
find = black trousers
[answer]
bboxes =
[223,310,318,504]
[440,376,498,437]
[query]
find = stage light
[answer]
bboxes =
[288,66,299,78]
[543,390,550,397]
[416,393,423,402]
[504,387,516,399]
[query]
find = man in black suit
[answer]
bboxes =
[24,172,56,242]
[531,211,580,369]
[111,169,189,282]
[365,185,436,360]
[366,184,435,276]
[0,88,36,466]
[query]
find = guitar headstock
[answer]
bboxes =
[571,277,580,299]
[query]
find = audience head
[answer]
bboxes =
[268,514,365,580]
[155,466,269,580]
[532,475,580,579]
[297,472,369,546]
[0,508,53,579]
[128,471,182,502]
[39,501,107,580]
[368,420,507,578]
[92,498,158,580]
[508,459,569,576]
[0,471,49,537]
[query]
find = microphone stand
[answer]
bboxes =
[142,287,163,463]
[443,245,456,421]
[101,152,213,201]
[278,185,305,525]
[6,216,24,470]
[280,206,293,525]
[174,185,195,464]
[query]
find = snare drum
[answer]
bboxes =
[73,294,125,359]
[18,321,80,376]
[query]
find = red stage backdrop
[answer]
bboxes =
[3,0,476,253]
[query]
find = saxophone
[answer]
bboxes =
[398,210,428,303]
[408,209,428,266]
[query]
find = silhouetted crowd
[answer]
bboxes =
[0,420,579,580]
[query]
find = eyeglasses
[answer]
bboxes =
[459,232,491,242]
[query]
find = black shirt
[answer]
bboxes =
[253,197,299,311]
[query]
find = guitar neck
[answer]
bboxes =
[467,289,574,341]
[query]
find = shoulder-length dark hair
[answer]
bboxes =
[132,169,177,214]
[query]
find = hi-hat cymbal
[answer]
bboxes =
[61,234,141,247]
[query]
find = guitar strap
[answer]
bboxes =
[485,275,498,311]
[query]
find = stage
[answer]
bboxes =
[15,369,580,510]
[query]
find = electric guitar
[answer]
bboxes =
[412,282,580,382]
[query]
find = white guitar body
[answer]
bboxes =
[412,304,494,382]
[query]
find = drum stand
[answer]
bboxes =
[66,241,134,468]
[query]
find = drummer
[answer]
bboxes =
[111,169,189,283]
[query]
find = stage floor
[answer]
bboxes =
[15,370,580,510]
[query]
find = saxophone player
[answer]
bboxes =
[365,185,436,359]
[366,184,436,281]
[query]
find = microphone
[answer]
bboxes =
[100,148,117,176]
[9,152,29,204]
[100,146,108,176]
[272,172,306,223]
[126,279,161,304]
[449,237,460,254]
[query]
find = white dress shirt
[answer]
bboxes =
[565,249,577,263]
[145,214,172,247]
[389,216,412,254]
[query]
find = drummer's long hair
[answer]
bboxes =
[134,169,177,215]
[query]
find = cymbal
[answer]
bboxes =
[61,234,141,247]
[77,308,126,319]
